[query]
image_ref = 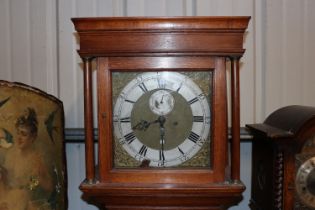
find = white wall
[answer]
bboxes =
[0,0,58,95]
[263,0,315,117]
[1,0,315,209]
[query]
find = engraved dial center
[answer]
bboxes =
[149,90,175,116]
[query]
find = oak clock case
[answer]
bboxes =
[72,17,250,210]
[247,105,315,210]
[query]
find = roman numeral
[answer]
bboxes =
[188,97,198,105]
[188,131,200,143]
[138,82,148,93]
[176,83,183,92]
[125,99,136,104]
[157,78,166,89]
[120,117,131,123]
[124,132,136,144]
[138,145,148,156]
[193,116,204,122]
[178,147,185,155]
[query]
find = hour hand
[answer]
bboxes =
[132,120,150,131]
[133,119,158,131]
[157,116,166,145]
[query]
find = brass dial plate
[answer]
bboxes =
[112,71,212,168]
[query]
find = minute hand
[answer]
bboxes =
[158,116,166,149]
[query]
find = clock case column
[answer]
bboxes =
[72,17,250,210]
[82,57,96,184]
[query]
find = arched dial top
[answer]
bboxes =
[113,72,211,167]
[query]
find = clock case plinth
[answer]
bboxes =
[72,17,250,210]
[247,105,315,210]
[80,183,244,210]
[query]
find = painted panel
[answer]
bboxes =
[0,81,67,210]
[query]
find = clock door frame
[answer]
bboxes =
[97,56,227,184]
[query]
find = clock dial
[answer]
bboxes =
[295,135,315,209]
[295,156,315,208]
[113,71,212,167]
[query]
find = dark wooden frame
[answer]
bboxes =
[72,17,250,210]
[247,105,315,210]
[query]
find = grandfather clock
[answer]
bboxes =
[247,105,315,210]
[72,17,250,210]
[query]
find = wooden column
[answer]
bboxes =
[230,57,241,182]
[83,57,95,183]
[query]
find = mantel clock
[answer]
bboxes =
[247,105,315,210]
[72,17,250,210]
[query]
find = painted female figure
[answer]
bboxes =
[1,108,53,210]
